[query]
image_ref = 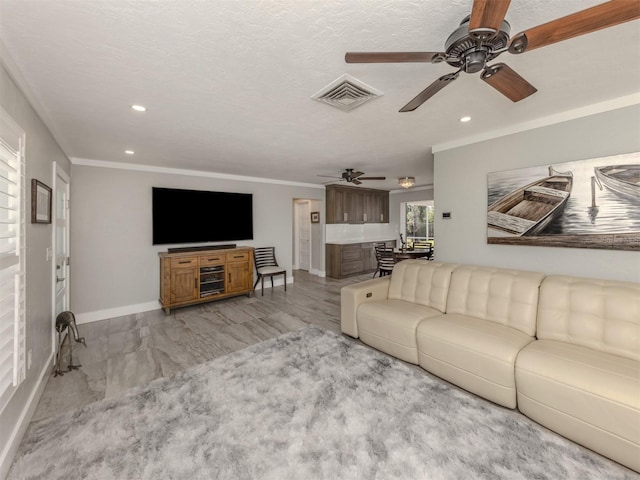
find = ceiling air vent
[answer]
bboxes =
[311,74,383,112]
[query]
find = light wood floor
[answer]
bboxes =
[33,270,373,423]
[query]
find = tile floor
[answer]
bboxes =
[33,270,373,423]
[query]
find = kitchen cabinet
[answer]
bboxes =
[326,240,395,279]
[326,185,389,224]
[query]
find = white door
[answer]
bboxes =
[298,201,311,271]
[52,164,70,350]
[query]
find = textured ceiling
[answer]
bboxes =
[1,0,639,191]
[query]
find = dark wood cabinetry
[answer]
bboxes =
[159,246,254,314]
[326,185,389,224]
[326,187,348,224]
[326,240,395,278]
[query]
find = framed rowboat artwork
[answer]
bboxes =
[487,152,640,251]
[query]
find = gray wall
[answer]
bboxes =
[434,105,640,282]
[70,164,325,319]
[0,64,71,474]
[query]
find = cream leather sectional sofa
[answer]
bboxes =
[340,260,640,472]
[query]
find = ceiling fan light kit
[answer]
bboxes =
[398,177,415,189]
[318,168,386,186]
[345,0,640,112]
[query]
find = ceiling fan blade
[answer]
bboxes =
[468,0,512,38]
[508,0,640,54]
[351,171,365,178]
[351,179,363,185]
[358,177,386,180]
[399,71,460,112]
[481,63,537,102]
[345,52,445,63]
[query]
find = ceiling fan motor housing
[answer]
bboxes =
[444,16,511,73]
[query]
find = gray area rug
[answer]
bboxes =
[9,325,638,479]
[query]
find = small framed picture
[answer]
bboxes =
[31,179,52,224]
[310,211,320,223]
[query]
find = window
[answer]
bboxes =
[401,201,434,246]
[0,109,26,413]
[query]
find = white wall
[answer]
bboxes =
[0,64,71,477]
[434,104,640,282]
[309,199,324,274]
[70,163,325,321]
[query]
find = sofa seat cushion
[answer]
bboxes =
[357,299,442,364]
[416,313,535,408]
[516,339,640,472]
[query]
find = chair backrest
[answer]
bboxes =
[375,244,395,270]
[373,242,386,260]
[412,241,432,253]
[254,247,279,269]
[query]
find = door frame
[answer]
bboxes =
[293,199,312,271]
[51,162,71,353]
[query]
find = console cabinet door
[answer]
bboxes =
[226,252,251,294]
[170,267,198,303]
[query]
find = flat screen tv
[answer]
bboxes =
[152,187,253,245]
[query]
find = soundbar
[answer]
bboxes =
[167,244,237,254]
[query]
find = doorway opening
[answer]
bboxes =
[292,198,323,277]
[400,200,434,248]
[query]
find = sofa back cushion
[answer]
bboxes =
[388,260,456,313]
[446,265,545,336]
[537,275,640,361]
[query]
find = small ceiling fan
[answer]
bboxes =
[345,0,640,112]
[318,168,386,185]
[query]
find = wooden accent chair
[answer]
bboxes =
[253,247,287,296]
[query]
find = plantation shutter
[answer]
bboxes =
[0,110,26,413]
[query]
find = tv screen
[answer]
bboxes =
[152,187,253,245]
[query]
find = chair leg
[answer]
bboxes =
[283,271,286,291]
[261,276,264,296]
[271,275,274,289]
[253,275,260,289]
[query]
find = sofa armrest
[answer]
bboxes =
[341,277,391,338]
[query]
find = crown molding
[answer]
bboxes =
[432,93,640,154]
[70,157,325,189]
[390,184,434,194]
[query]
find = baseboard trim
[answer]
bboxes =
[75,301,161,325]
[0,352,53,479]
[253,275,294,292]
[309,268,326,277]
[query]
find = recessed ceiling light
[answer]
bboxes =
[131,105,146,112]
[125,150,135,155]
[460,116,471,123]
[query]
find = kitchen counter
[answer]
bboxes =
[325,238,396,245]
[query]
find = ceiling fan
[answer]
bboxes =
[318,168,386,185]
[345,0,640,112]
